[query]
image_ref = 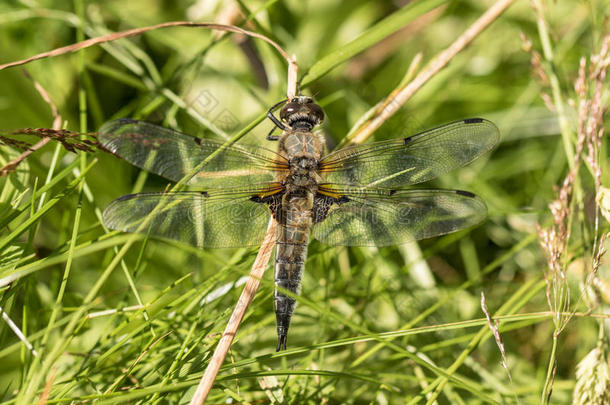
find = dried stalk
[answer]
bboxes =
[0,22,293,71]
[189,220,277,405]
[0,70,62,176]
[347,0,517,145]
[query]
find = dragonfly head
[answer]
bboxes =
[280,96,324,130]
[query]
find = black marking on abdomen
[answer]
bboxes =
[276,257,305,265]
[276,240,305,246]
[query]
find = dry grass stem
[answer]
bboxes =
[535,25,609,403]
[38,368,56,405]
[536,32,609,330]
[287,56,298,99]
[0,22,293,71]
[190,220,277,405]
[480,292,513,383]
[0,70,62,176]
[347,0,516,145]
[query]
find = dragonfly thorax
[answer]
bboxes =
[279,131,324,195]
[285,173,318,190]
[290,156,317,174]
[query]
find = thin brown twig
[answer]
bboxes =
[480,291,517,395]
[0,70,62,176]
[348,0,517,145]
[286,55,298,99]
[190,220,277,405]
[37,367,56,405]
[0,22,293,71]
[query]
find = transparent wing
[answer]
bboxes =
[99,119,288,187]
[312,187,487,246]
[320,119,499,187]
[102,187,279,248]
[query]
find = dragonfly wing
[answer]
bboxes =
[99,119,287,187]
[103,187,278,248]
[312,187,487,246]
[320,119,499,188]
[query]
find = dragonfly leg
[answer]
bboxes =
[266,126,280,141]
[267,110,286,130]
[266,99,288,141]
[266,99,287,128]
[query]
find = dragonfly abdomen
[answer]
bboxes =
[274,192,313,351]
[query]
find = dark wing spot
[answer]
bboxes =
[194,137,202,145]
[117,118,139,125]
[313,194,351,223]
[200,191,210,198]
[455,190,475,198]
[115,193,138,202]
[404,136,413,145]
[463,118,484,124]
[388,189,397,196]
[250,193,283,221]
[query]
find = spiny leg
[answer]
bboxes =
[267,125,280,141]
[266,98,288,141]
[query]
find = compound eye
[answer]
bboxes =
[280,102,299,121]
[309,103,324,122]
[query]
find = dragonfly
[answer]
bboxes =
[99,96,499,351]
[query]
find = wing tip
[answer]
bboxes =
[98,118,143,153]
[114,193,139,202]
[99,118,140,134]
[455,189,476,198]
[462,118,500,150]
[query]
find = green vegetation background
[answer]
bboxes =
[0,0,608,403]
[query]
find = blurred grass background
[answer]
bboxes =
[0,0,609,403]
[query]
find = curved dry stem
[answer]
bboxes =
[0,21,293,71]
[0,69,62,176]
[347,0,517,145]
